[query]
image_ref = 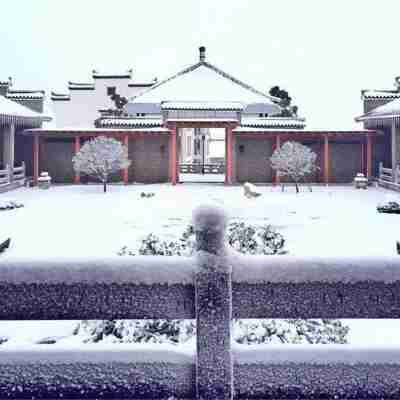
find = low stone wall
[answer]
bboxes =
[2,207,400,399]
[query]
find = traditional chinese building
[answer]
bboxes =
[1,47,379,186]
[355,77,400,177]
[0,79,50,191]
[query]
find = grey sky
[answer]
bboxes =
[1,0,399,128]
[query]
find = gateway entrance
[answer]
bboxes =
[178,127,225,183]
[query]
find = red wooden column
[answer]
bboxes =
[74,136,81,184]
[274,135,281,185]
[33,135,40,185]
[170,127,177,185]
[323,134,330,184]
[225,126,233,185]
[123,134,129,184]
[366,134,372,178]
[361,140,365,175]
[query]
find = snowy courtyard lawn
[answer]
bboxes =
[1,183,400,258]
[1,183,400,346]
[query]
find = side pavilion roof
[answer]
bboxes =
[128,48,281,114]
[0,95,51,126]
[356,98,400,121]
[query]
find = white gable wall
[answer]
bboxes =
[52,77,153,128]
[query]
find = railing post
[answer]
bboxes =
[5,164,10,184]
[193,205,233,400]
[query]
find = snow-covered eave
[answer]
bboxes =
[23,127,170,135]
[161,101,245,111]
[168,118,239,123]
[51,92,71,101]
[68,81,95,90]
[97,118,163,128]
[361,89,400,100]
[356,113,400,122]
[233,127,379,135]
[240,117,306,128]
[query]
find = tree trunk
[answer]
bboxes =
[295,182,299,193]
[103,181,107,193]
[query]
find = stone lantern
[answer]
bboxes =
[38,171,51,189]
[354,172,368,189]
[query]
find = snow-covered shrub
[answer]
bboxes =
[235,319,349,344]
[270,141,318,193]
[227,222,286,255]
[118,222,286,256]
[72,136,130,193]
[75,222,349,346]
[0,199,23,211]
[75,319,195,344]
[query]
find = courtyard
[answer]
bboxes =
[1,183,400,347]
[1,183,399,258]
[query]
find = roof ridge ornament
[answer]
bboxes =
[199,46,206,62]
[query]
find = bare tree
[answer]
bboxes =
[72,136,131,192]
[270,141,318,193]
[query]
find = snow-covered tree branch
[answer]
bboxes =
[72,136,131,192]
[270,141,318,193]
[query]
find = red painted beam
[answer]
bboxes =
[274,135,281,185]
[33,135,39,186]
[366,134,372,178]
[123,135,129,185]
[323,134,330,184]
[74,136,81,184]
[225,126,233,185]
[170,127,177,185]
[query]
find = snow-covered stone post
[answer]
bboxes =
[193,205,233,400]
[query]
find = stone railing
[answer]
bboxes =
[1,205,400,399]
[379,161,400,191]
[180,163,225,174]
[0,162,25,189]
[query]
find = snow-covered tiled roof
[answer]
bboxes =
[129,51,281,112]
[24,126,169,134]
[6,90,44,100]
[0,95,51,124]
[362,90,400,100]
[92,69,132,79]
[356,98,400,121]
[97,118,163,128]
[68,82,94,90]
[161,101,244,111]
[241,117,306,129]
[51,92,70,101]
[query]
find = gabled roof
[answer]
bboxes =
[129,49,281,112]
[0,95,51,125]
[356,98,400,121]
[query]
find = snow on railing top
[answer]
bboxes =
[232,254,400,284]
[0,256,195,285]
[0,342,195,365]
[234,343,400,365]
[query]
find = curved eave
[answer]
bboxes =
[356,113,400,122]
[23,127,170,136]
[0,114,51,127]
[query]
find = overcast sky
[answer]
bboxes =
[1,0,399,128]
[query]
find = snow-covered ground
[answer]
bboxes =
[1,183,400,346]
